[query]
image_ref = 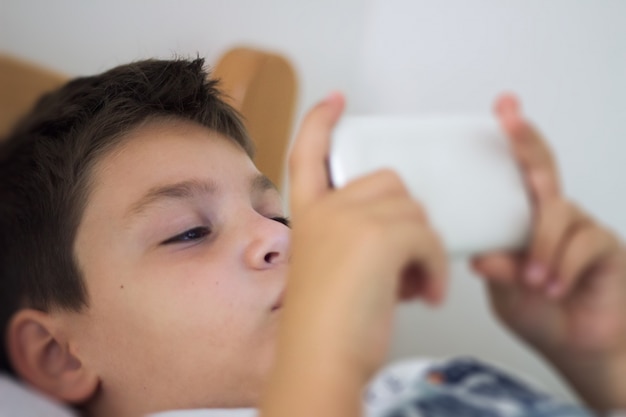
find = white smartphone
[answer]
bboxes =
[329,116,532,257]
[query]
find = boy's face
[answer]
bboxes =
[67,120,289,414]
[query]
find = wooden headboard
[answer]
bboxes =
[0,54,67,138]
[0,48,298,189]
[214,47,298,189]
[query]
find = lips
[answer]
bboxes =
[271,290,285,311]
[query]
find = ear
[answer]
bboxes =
[7,309,99,404]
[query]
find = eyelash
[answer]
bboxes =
[162,226,211,245]
[161,217,290,245]
[272,216,291,228]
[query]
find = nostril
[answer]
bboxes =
[264,252,279,264]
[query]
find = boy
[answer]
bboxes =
[0,58,625,417]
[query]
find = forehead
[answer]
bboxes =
[95,120,257,188]
[84,120,261,217]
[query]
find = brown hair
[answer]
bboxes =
[0,57,253,374]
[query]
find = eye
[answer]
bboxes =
[161,226,211,245]
[272,216,291,228]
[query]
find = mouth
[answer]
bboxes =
[271,290,285,312]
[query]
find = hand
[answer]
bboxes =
[472,94,626,411]
[285,92,448,380]
[261,93,448,417]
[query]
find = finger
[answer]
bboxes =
[471,252,523,285]
[395,224,448,305]
[289,92,345,215]
[547,225,619,299]
[339,169,417,209]
[365,195,430,231]
[359,194,447,305]
[494,94,561,204]
[525,200,590,288]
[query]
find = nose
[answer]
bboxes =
[243,214,290,270]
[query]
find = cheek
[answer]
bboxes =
[158,272,248,334]
[139,253,275,349]
[76,264,258,376]
[72,253,281,403]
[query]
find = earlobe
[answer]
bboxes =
[7,309,99,404]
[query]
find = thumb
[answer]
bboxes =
[288,92,345,216]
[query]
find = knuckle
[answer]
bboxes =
[377,169,408,193]
[350,169,408,197]
[563,201,587,224]
[552,198,571,214]
[377,168,402,182]
[540,198,569,221]
[401,201,428,224]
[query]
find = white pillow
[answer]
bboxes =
[0,373,76,417]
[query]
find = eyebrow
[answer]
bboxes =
[250,174,278,195]
[126,174,278,221]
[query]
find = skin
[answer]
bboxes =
[68,119,291,416]
[474,97,626,410]
[261,93,626,417]
[13,93,625,416]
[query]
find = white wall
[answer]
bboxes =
[3,0,626,403]
[0,0,368,120]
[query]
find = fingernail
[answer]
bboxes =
[525,262,546,286]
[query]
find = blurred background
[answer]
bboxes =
[2,0,626,401]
